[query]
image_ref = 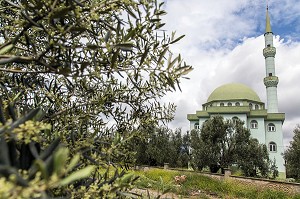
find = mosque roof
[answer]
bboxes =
[207,83,262,103]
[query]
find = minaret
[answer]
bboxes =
[263,6,279,113]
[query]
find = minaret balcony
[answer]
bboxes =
[263,46,276,58]
[264,76,279,87]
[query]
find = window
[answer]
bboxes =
[250,120,258,129]
[269,73,272,76]
[235,102,240,106]
[249,103,253,110]
[232,116,239,125]
[220,103,224,107]
[268,123,276,132]
[227,102,232,107]
[269,142,277,152]
[255,104,259,110]
[194,123,200,129]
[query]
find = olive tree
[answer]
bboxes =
[0,0,192,197]
[191,116,270,177]
[284,125,300,179]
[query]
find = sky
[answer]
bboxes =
[160,0,300,148]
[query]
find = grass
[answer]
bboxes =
[132,168,300,199]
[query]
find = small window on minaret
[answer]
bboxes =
[269,73,272,76]
[267,44,271,47]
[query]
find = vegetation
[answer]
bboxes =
[132,127,190,168]
[190,116,271,177]
[134,168,300,199]
[284,125,300,179]
[131,116,276,179]
[0,0,192,198]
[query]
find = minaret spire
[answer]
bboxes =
[265,4,272,33]
[263,6,279,113]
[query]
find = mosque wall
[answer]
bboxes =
[265,120,285,173]
[247,117,266,144]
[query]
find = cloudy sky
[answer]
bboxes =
[160,0,300,148]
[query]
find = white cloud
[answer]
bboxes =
[162,0,300,148]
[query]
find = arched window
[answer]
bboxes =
[268,123,276,132]
[194,123,200,129]
[235,102,240,106]
[220,103,224,107]
[249,103,253,110]
[232,116,239,125]
[250,120,258,129]
[227,102,232,107]
[255,104,259,110]
[269,142,277,152]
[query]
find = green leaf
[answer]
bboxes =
[157,47,168,64]
[58,165,95,187]
[12,92,23,103]
[155,10,167,16]
[66,154,80,172]
[54,147,69,176]
[168,56,179,70]
[170,35,185,44]
[150,18,161,23]
[34,159,49,180]
[179,66,193,75]
[155,23,165,29]
[124,29,136,41]
[114,42,135,51]
[0,44,14,55]
[120,173,134,183]
[86,43,99,50]
[39,138,61,160]
[113,132,121,145]
[124,5,137,19]
[139,47,149,66]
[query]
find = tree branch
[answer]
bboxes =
[0,68,51,74]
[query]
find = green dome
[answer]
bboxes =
[207,83,261,103]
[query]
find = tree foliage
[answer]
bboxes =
[0,0,192,136]
[132,127,190,168]
[236,138,269,177]
[190,116,270,177]
[284,125,300,179]
[0,0,192,197]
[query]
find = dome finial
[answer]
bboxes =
[265,1,272,33]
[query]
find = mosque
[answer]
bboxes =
[187,8,285,178]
